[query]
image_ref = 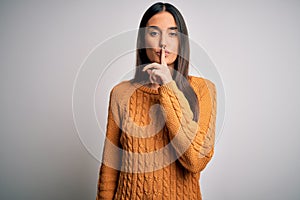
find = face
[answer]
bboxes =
[145,11,179,67]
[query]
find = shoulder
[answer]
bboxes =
[188,75,216,98]
[109,80,139,107]
[111,80,132,92]
[109,80,132,98]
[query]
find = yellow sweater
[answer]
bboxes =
[97,76,217,200]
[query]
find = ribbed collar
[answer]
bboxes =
[131,82,160,95]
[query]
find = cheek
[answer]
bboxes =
[145,36,159,48]
[169,40,179,54]
[145,37,159,62]
[168,42,179,62]
[145,48,152,59]
[145,46,158,63]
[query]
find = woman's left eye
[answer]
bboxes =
[169,32,178,37]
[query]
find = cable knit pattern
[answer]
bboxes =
[97,76,217,200]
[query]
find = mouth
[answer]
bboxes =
[156,50,170,57]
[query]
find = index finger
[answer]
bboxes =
[161,47,167,66]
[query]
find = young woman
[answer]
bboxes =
[97,2,217,200]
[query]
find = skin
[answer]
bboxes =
[142,11,179,89]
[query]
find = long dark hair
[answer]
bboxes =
[131,2,199,122]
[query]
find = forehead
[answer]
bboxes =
[146,11,177,29]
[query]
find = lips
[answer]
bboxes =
[156,50,170,56]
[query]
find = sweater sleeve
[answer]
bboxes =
[158,79,217,173]
[96,88,122,200]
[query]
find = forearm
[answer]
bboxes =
[158,80,216,173]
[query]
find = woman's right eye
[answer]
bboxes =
[150,31,159,37]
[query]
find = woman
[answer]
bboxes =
[97,2,217,200]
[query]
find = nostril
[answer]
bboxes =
[160,44,166,49]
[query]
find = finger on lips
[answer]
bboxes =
[161,47,167,66]
[142,46,166,84]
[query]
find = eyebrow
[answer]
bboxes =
[147,26,178,31]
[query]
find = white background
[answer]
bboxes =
[0,1,299,199]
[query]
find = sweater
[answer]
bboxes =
[97,75,217,200]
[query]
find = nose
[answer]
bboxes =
[160,33,167,49]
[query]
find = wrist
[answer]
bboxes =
[162,76,173,85]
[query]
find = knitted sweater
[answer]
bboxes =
[97,75,217,200]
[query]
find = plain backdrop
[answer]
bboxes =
[1,1,300,200]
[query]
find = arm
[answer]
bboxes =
[158,79,217,173]
[96,88,122,200]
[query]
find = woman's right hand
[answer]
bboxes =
[143,47,173,85]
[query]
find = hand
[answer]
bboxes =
[142,47,173,85]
